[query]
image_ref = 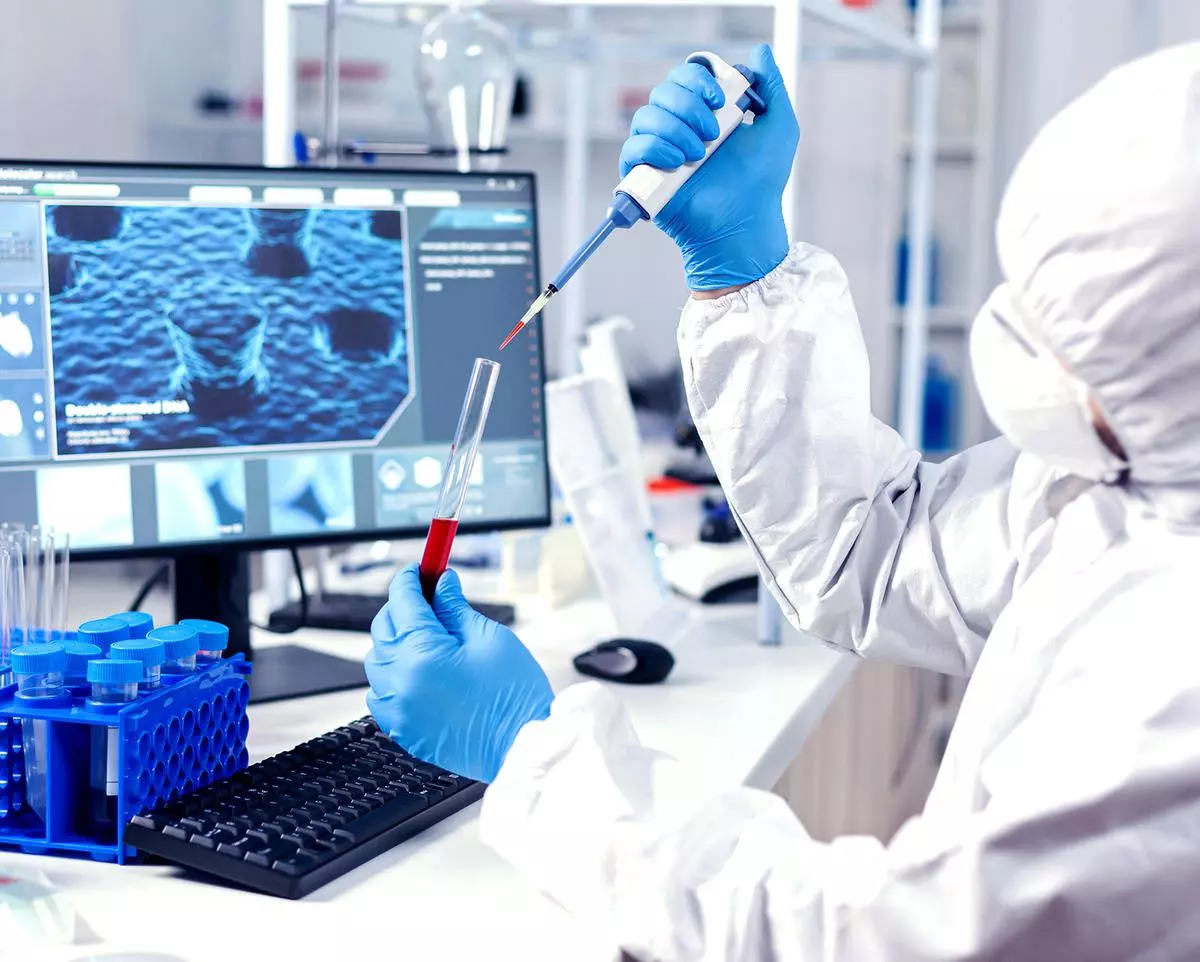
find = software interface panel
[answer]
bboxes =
[0,163,547,551]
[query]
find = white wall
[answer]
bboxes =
[0,0,143,160]
[989,0,1200,288]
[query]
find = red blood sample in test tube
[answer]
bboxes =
[418,358,501,600]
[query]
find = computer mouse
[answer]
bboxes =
[573,639,675,685]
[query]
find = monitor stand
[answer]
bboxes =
[172,551,367,705]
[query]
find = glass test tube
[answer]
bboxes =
[0,539,26,678]
[419,358,501,600]
[20,528,69,643]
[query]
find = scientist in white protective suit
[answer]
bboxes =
[366,42,1200,961]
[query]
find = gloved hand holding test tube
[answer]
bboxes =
[419,358,501,600]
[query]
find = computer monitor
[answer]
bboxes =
[0,160,549,699]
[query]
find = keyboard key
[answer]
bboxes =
[247,827,281,845]
[217,837,265,860]
[163,822,191,841]
[332,793,429,845]
[244,840,298,869]
[194,827,239,850]
[290,808,316,826]
[273,851,321,876]
[132,812,169,831]
[300,815,333,839]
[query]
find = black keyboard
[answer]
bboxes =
[125,717,484,899]
[267,591,516,632]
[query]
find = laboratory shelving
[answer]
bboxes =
[261,0,947,447]
[890,0,999,453]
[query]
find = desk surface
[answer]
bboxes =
[14,590,853,962]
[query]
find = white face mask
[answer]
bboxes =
[969,286,1128,482]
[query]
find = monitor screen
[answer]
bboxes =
[0,161,548,556]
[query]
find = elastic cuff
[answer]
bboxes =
[681,220,790,292]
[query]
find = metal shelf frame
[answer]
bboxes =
[262,0,943,446]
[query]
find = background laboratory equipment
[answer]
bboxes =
[151,624,200,678]
[87,657,142,827]
[110,637,166,692]
[546,375,686,642]
[416,5,516,172]
[11,642,69,824]
[499,50,766,350]
[419,357,501,600]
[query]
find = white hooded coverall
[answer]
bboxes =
[480,44,1200,962]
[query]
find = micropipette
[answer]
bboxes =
[499,50,768,351]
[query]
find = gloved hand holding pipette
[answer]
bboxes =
[499,44,789,348]
[621,43,799,292]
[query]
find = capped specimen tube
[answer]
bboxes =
[12,642,70,824]
[110,638,166,692]
[87,657,142,829]
[180,619,229,664]
[419,358,500,600]
[151,624,199,678]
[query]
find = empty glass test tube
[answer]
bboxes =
[0,538,26,679]
[419,358,500,600]
[21,528,70,643]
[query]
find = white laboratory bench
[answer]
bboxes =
[11,582,854,962]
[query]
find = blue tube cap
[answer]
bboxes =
[177,619,229,652]
[108,611,154,639]
[87,658,143,684]
[110,638,166,668]
[148,625,199,661]
[11,642,67,674]
[78,618,131,651]
[62,641,103,675]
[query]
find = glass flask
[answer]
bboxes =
[416,5,516,172]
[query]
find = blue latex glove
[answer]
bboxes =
[365,564,554,783]
[619,43,800,292]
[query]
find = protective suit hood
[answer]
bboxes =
[994,43,1200,524]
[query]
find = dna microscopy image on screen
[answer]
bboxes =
[45,204,409,457]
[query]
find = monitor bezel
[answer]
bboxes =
[0,158,552,561]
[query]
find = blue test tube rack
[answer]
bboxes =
[0,628,250,864]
